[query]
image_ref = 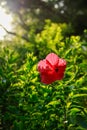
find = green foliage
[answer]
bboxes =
[34,20,74,59]
[0,21,87,130]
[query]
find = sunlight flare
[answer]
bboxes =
[0,7,12,39]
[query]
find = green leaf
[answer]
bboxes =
[73,94,87,98]
[79,87,87,92]
[13,121,24,130]
[76,115,87,129]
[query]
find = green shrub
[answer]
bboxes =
[0,21,87,130]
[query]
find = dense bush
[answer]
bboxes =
[0,21,87,130]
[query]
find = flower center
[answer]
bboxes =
[55,67,59,72]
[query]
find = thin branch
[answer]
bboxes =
[0,24,30,42]
[16,12,30,31]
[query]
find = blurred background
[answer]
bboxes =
[0,0,87,40]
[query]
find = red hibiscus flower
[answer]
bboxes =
[38,53,67,84]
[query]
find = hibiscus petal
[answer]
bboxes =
[58,58,66,67]
[40,72,57,84]
[46,53,59,66]
[55,72,65,80]
[38,59,52,73]
[40,71,64,84]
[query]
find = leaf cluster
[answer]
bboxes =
[0,21,87,130]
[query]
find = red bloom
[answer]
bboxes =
[38,53,66,84]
